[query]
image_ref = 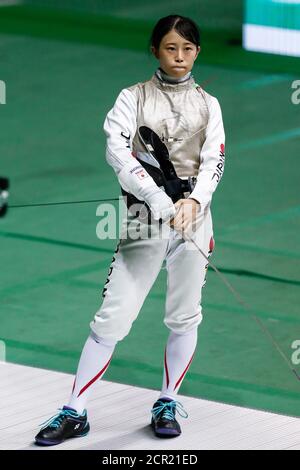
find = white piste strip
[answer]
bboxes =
[0,362,300,450]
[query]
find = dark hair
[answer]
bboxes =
[149,15,201,51]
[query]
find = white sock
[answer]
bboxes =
[67,332,116,414]
[159,329,198,401]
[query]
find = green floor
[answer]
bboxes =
[1,6,300,417]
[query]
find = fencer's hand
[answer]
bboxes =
[143,188,176,222]
[168,198,200,238]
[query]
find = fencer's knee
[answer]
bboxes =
[164,307,203,335]
[89,330,118,347]
[167,325,199,337]
[90,318,133,343]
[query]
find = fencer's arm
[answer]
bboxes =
[103,89,175,221]
[188,96,225,214]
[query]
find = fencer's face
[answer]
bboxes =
[151,29,200,78]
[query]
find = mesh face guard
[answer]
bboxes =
[121,127,196,220]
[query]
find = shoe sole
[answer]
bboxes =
[151,420,181,438]
[35,423,90,446]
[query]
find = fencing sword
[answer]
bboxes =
[139,126,300,382]
[4,131,299,381]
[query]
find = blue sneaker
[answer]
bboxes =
[151,398,188,438]
[35,406,90,446]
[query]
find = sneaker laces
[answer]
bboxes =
[151,400,188,421]
[39,408,84,429]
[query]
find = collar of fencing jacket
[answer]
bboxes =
[153,67,196,92]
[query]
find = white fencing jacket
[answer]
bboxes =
[103,68,225,215]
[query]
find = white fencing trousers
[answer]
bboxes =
[90,208,214,342]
